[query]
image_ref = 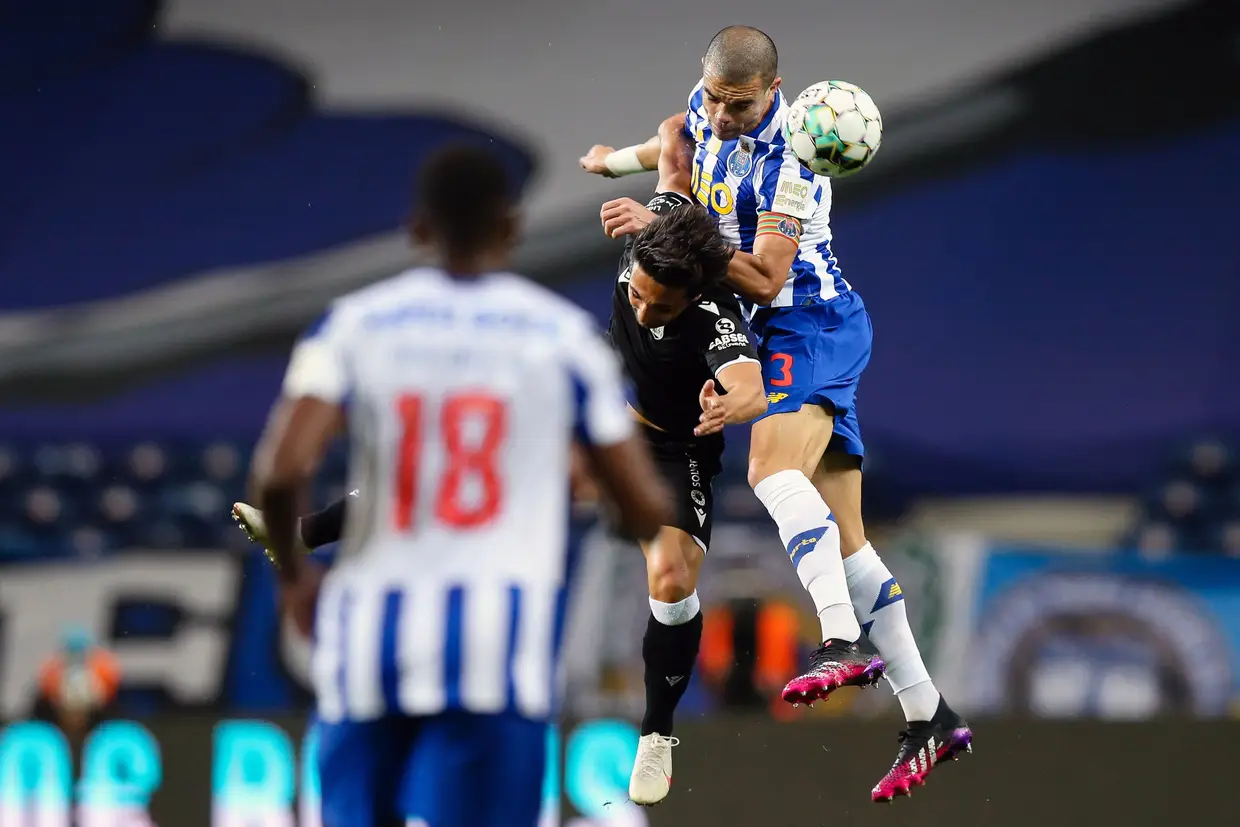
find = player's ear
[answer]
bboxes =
[770,76,782,95]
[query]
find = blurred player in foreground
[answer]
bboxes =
[248,145,670,827]
[580,25,971,802]
[236,197,768,808]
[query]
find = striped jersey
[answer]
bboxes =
[685,80,852,320]
[280,267,634,724]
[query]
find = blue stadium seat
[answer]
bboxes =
[0,0,156,91]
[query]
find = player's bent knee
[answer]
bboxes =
[644,529,703,602]
[649,571,693,604]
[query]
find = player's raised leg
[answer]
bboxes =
[747,405,884,705]
[629,525,704,805]
[813,451,973,802]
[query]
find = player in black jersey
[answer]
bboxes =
[231,190,767,809]
[605,193,767,805]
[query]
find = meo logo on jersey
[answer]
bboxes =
[715,318,736,335]
[773,180,810,216]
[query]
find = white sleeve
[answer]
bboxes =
[565,326,634,448]
[281,307,352,403]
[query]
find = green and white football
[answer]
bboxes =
[785,80,883,178]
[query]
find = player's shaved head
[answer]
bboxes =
[413,144,517,266]
[703,26,778,87]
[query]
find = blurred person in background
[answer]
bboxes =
[235,197,770,807]
[31,626,121,741]
[580,24,970,803]
[248,144,668,827]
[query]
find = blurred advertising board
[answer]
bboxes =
[0,715,1228,827]
[963,548,1240,718]
[0,715,635,827]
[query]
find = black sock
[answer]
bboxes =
[640,611,703,737]
[300,491,357,549]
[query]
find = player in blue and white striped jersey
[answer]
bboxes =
[582,25,971,803]
[250,145,670,827]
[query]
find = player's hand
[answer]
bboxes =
[695,379,727,437]
[601,198,657,238]
[279,560,325,638]
[580,145,619,178]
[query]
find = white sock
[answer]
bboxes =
[649,591,701,626]
[844,542,940,721]
[753,470,860,643]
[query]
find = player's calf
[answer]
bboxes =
[748,409,886,703]
[632,527,703,805]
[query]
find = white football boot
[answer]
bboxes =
[231,502,268,546]
[628,733,679,806]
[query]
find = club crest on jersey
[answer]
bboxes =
[726,140,753,177]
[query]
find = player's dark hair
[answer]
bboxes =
[416,144,514,254]
[703,26,779,87]
[632,206,733,298]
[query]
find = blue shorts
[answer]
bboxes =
[316,710,547,827]
[751,290,872,458]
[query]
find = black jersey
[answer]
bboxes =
[607,192,759,439]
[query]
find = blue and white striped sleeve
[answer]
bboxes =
[564,321,634,448]
[281,304,353,404]
[755,145,819,221]
[684,80,707,142]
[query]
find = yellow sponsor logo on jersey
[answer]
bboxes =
[692,154,736,217]
[708,182,734,215]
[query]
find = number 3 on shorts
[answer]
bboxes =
[768,352,794,387]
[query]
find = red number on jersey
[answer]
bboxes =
[393,392,508,531]
[768,353,794,387]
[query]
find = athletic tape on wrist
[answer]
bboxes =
[604,145,646,177]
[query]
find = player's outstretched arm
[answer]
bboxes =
[579,112,688,179]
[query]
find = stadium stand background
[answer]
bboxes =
[0,0,1238,822]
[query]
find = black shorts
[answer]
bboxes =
[642,426,724,551]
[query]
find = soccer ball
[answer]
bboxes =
[785,80,883,178]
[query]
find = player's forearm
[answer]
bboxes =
[256,483,305,579]
[721,384,768,425]
[605,134,661,176]
[725,250,789,305]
